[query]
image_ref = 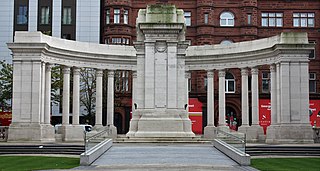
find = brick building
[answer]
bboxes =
[102,0,320,134]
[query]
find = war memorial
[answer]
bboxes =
[7,5,314,144]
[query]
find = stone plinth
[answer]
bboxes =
[62,125,85,142]
[266,125,314,144]
[238,125,264,143]
[8,123,55,142]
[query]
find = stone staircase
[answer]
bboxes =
[115,135,212,143]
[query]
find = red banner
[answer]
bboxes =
[309,100,320,126]
[259,99,271,134]
[188,98,203,134]
[0,112,12,126]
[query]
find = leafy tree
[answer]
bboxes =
[80,68,96,125]
[0,61,13,110]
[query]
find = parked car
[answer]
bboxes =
[54,124,92,133]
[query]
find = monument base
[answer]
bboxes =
[8,123,55,142]
[127,109,195,138]
[203,126,217,139]
[238,125,264,143]
[62,125,84,142]
[266,124,314,144]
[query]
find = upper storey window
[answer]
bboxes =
[261,13,283,27]
[62,7,72,25]
[225,72,235,93]
[17,5,28,25]
[114,9,120,24]
[220,12,234,27]
[220,40,233,45]
[293,13,314,27]
[124,9,128,24]
[106,9,110,24]
[184,12,191,26]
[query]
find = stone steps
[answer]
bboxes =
[114,135,211,143]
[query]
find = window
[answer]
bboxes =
[184,12,191,26]
[225,72,235,93]
[293,13,314,27]
[106,9,110,24]
[220,40,233,45]
[309,41,316,59]
[62,7,72,24]
[115,71,129,92]
[204,77,208,91]
[114,9,120,24]
[40,6,50,25]
[262,72,270,93]
[261,12,283,27]
[111,37,130,45]
[204,13,209,24]
[247,14,252,25]
[124,9,128,24]
[309,73,316,93]
[220,12,234,27]
[17,5,28,25]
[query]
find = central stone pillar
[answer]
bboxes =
[127,5,194,137]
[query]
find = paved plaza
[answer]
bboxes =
[73,143,258,171]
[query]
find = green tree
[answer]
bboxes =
[0,61,13,110]
[80,68,96,125]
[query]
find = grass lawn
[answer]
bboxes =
[0,156,79,171]
[251,158,320,171]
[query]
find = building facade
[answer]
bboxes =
[102,0,320,134]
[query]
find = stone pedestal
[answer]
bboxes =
[62,125,85,142]
[204,126,217,139]
[132,109,194,137]
[266,125,314,144]
[107,125,117,139]
[8,123,55,142]
[238,125,264,143]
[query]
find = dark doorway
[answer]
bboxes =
[114,113,123,134]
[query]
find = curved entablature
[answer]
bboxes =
[8,31,137,70]
[185,32,313,70]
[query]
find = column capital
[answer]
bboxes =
[96,69,104,77]
[241,68,248,76]
[132,71,137,78]
[185,71,191,79]
[62,66,70,74]
[45,63,53,71]
[270,64,276,72]
[218,69,225,77]
[251,67,259,75]
[73,67,80,75]
[108,70,115,77]
[207,70,214,78]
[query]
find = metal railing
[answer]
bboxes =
[0,126,9,142]
[216,128,246,153]
[84,128,109,153]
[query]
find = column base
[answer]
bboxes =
[8,123,55,142]
[62,125,85,142]
[266,124,314,144]
[238,125,264,143]
[107,125,117,139]
[128,109,195,138]
[93,124,104,131]
[203,126,217,139]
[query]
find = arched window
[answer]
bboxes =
[220,40,233,45]
[220,12,234,27]
[225,72,235,93]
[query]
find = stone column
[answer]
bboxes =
[276,63,281,124]
[95,69,103,128]
[62,66,70,125]
[251,67,259,125]
[218,70,226,127]
[44,64,52,124]
[41,62,46,124]
[127,71,138,137]
[270,64,277,125]
[185,71,191,112]
[241,68,249,126]
[207,70,214,126]
[107,70,117,136]
[72,67,80,125]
